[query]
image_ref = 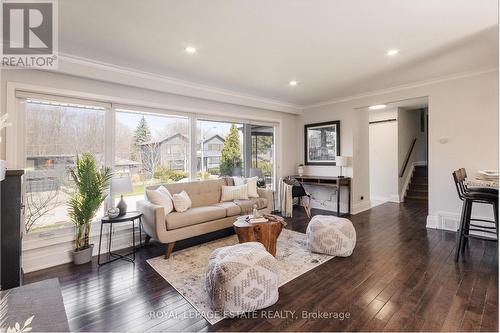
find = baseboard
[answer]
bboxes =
[370,195,400,207]
[23,227,146,273]
[426,215,438,229]
[427,211,495,232]
[352,200,372,215]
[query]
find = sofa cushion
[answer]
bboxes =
[146,185,173,214]
[162,179,226,208]
[234,198,268,214]
[233,177,259,198]
[166,206,226,230]
[172,190,192,212]
[213,202,241,217]
[221,184,249,202]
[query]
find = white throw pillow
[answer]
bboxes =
[246,176,259,198]
[232,176,259,198]
[146,186,173,214]
[233,176,245,186]
[221,184,249,202]
[172,190,192,212]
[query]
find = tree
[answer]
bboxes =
[139,142,161,179]
[131,116,151,160]
[220,124,242,176]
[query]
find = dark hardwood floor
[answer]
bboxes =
[24,201,498,332]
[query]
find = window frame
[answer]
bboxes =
[6,83,280,240]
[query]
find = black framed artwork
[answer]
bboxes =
[304,120,341,165]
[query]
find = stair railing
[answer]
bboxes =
[399,138,417,178]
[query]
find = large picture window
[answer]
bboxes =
[15,91,277,235]
[196,120,244,179]
[115,109,189,211]
[24,99,106,233]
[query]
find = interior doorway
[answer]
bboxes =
[368,97,429,207]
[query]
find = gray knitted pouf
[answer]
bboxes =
[306,215,356,257]
[205,242,279,316]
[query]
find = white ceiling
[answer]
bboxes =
[59,0,498,107]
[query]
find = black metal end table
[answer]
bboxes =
[98,211,143,265]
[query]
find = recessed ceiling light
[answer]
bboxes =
[185,46,197,54]
[386,49,399,56]
[289,80,298,86]
[369,104,387,110]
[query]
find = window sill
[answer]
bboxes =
[23,220,134,251]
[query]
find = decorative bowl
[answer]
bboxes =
[107,208,120,219]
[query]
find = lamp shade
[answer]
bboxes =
[111,177,133,195]
[335,156,349,167]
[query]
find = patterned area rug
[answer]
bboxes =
[147,229,334,325]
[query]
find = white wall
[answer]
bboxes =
[299,70,498,228]
[369,109,398,205]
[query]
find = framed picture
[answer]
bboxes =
[304,120,340,165]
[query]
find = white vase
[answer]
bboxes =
[297,166,304,176]
[0,160,6,181]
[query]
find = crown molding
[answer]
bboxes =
[55,53,304,115]
[51,53,498,114]
[303,68,499,109]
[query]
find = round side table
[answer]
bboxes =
[98,211,143,265]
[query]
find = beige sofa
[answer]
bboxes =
[137,178,273,258]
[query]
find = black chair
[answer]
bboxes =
[452,168,498,262]
[283,176,311,217]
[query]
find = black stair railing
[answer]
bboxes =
[399,138,417,178]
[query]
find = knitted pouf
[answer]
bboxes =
[205,242,279,316]
[306,215,356,257]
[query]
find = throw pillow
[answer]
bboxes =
[172,190,192,212]
[221,184,249,202]
[232,177,259,198]
[246,176,259,198]
[233,176,245,186]
[146,185,174,214]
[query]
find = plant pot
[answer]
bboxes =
[73,244,94,265]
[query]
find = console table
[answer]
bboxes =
[292,175,351,217]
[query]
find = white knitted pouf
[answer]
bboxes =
[306,215,356,257]
[205,242,279,317]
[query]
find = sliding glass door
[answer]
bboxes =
[250,125,275,189]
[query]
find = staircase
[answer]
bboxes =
[405,165,428,201]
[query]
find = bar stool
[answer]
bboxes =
[452,168,498,262]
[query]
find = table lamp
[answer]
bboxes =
[336,156,349,178]
[112,177,133,216]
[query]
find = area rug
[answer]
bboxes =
[147,229,334,325]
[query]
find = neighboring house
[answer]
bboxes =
[139,133,226,173]
[199,134,225,171]
[140,133,189,171]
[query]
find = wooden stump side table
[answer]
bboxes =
[233,215,284,257]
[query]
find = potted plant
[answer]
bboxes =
[68,153,112,265]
